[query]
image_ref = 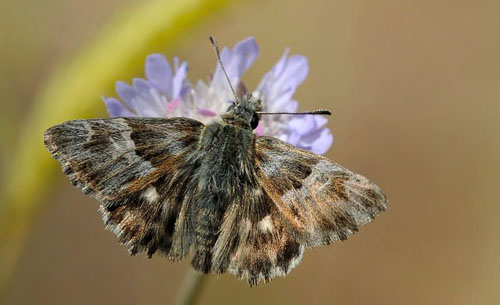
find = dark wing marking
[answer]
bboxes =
[255,136,387,248]
[44,117,204,258]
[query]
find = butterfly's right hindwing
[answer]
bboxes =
[44,117,204,258]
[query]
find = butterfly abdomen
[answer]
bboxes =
[191,122,256,273]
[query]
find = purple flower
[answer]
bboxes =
[102,56,189,118]
[103,37,333,154]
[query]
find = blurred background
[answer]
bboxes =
[1,0,500,304]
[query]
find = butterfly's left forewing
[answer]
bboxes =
[44,117,204,258]
[255,136,387,248]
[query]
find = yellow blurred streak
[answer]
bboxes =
[0,0,237,298]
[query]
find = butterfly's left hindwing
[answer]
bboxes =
[44,117,204,257]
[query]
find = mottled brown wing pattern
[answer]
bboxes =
[44,115,386,286]
[210,181,304,286]
[255,136,387,248]
[44,117,204,258]
[202,135,386,286]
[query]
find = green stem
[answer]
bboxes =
[174,269,207,305]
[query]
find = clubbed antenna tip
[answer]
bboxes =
[257,109,332,116]
[209,36,217,46]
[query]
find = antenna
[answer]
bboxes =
[209,36,240,104]
[257,109,332,116]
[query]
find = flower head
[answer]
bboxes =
[103,37,333,154]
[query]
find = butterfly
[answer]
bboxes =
[43,37,387,286]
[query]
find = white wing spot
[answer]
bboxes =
[257,215,274,233]
[85,122,95,143]
[120,130,136,150]
[143,186,159,203]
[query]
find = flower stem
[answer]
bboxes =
[174,269,207,305]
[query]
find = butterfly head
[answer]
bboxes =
[222,93,262,130]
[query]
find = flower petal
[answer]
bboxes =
[255,121,265,136]
[145,54,173,96]
[284,100,298,113]
[297,128,334,154]
[102,96,135,117]
[198,108,217,117]
[288,116,315,135]
[172,59,189,98]
[167,98,180,112]
[115,81,137,110]
[285,130,302,146]
[257,49,309,112]
[287,114,329,138]
[132,78,165,117]
[275,55,309,93]
[212,37,259,89]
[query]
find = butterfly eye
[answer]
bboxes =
[250,114,260,130]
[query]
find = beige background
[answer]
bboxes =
[2,0,500,304]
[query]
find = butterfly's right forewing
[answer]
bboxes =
[44,117,204,258]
